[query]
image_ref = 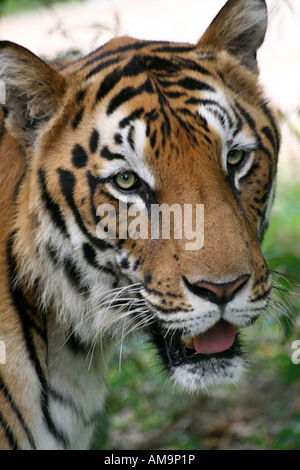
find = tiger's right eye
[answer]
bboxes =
[113,172,138,191]
[227,149,247,168]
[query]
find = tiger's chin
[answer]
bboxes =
[169,356,246,394]
[150,325,247,394]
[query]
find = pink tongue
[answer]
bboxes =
[193,320,237,355]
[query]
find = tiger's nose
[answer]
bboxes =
[183,274,250,305]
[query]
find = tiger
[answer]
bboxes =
[0,0,280,450]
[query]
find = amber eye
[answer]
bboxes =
[227,149,247,168]
[114,172,138,191]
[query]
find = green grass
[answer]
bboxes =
[0,0,85,15]
[263,180,300,337]
[263,180,300,277]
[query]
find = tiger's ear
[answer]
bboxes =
[197,0,268,73]
[0,41,66,146]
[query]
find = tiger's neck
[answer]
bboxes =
[8,228,111,449]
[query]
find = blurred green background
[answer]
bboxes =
[0,0,83,15]
[1,0,299,451]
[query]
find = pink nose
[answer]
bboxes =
[184,274,250,305]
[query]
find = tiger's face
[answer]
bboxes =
[1,0,279,392]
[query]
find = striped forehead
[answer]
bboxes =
[197,87,257,142]
[196,87,258,168]
[95,109,155,188]
[81,44,270,184]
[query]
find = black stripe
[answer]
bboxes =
[260,102,280,154]
[91,47,172,94]
[38,169,69,237]
[235,102,257,134]
[50,387,101,426]
[65,330,90,355]
[261,126,276,153]
[168,106,198,144]
[185,106,209,132]
[0,111,6,147]
[71,107,84,129]
[142,54,212,79]
[63,256,89,296]
[107,78,153,115]
[177,107,212,137]
[114,132,123,145]
[82,243,117,277]
[95,67,121,105]
[107,86,140,116]
[89,129,100,154]
[250,203,263,217]
[119,108,144,129]
[230,104,243,137]
[174,56,212,76]
[136,180,157,212]
[47,242,61,264]
[235,102,272,160]
[132,257,140,271]
[0,411,19,449]
[164,91,185,99]
[81,40,159,71]
[152,45,194,53]
[86,170,98,225]
[120,256,130,270]
[186,98,233,128]
[127,126,135,151]
[0,374,36,449]
[121,55,147,77]
[50,388,84,416]
[101,146,124,161]
[150,130,157,148]
[57,168,112,251]
[254,189,269,205]
[168,77,215,93]
[141,55,179,74]
[82,242,98,269]
[76,89,87,103]
[7,234,69,448]
[144,109,159,123]
[85,55,122,80]
[71,144,88,168]
[157,93,171,137]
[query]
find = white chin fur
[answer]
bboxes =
[170,355,247,394]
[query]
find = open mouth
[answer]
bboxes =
[151,319,241,369]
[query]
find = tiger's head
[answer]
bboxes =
[1,0,279,392]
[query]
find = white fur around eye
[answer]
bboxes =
[233,151,255,189]
[97,113,155,192]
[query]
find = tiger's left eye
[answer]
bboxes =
[227,149,247,168]
[114,172,138,191]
